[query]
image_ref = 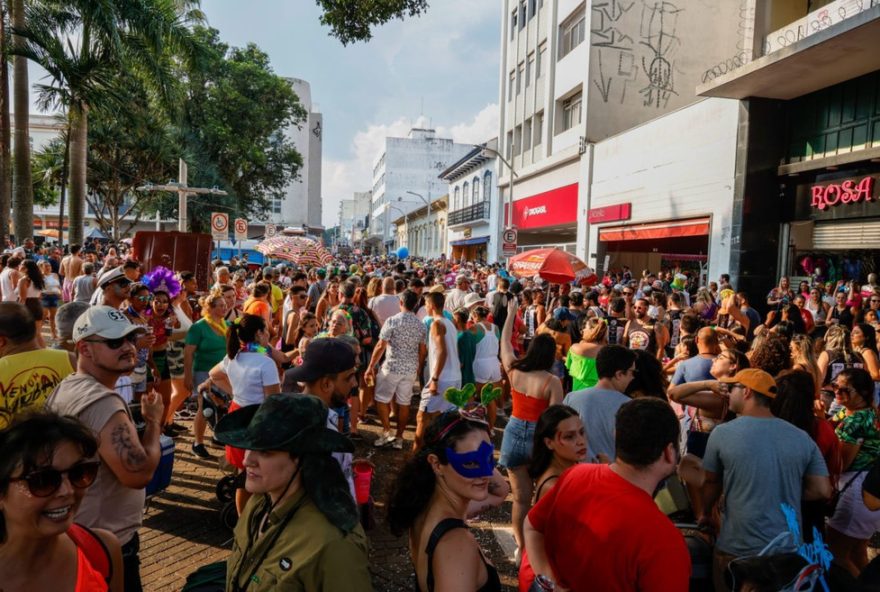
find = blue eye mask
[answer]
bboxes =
[445,441,495,478]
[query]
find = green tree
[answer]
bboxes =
[31,135,65,207]
[316,0,429,45]
[11,0,32,242]
[13,0,205,245]
[0,1,12,245]
[156,27,304,233]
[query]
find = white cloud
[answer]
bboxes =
[321,103,499,226]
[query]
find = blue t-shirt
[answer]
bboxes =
[703,416,829,556]
[671,355,715,386]
[563,387,629,462]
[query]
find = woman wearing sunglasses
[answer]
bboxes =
[0,413,123,591]
[388,410,502,592]
[827,368,880,577]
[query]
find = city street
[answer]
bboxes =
[139,411,519,591]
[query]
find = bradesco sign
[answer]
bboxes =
[506,183,578,229]
[810,176,876,211]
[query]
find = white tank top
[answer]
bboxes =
[474,321,500,361]
[428,317,461,382]
[0,269,16,302]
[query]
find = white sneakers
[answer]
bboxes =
[374,432,395,447]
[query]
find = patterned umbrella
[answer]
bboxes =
[508,248,594,284]
[255,236,333,266]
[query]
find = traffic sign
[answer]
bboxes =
[502,227,518,244]
[265,223,277,238]
[234,218,248,241]
[210,212,229,241]
[502,242,517,257]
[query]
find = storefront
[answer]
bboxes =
[782,171,880,284]
[449,234,490,262]
[506,183,578,253]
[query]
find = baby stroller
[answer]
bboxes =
[200,386,242,531]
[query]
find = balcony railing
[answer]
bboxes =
[448,201,490,226]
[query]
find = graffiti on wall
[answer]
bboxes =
[763,0,880,55]
[701,0,754,84]
[591,0,682,109]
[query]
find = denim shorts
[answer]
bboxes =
[499,416,536,469]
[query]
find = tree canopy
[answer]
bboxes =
[316,0,429,45]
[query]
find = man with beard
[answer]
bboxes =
[283,337,359,500]
[524,398,690,591]
[46,306,164,592]
[624,297,669,360]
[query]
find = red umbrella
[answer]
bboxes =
[508,248,595,284]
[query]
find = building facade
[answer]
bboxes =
[440,139,500,262]
[497,0,744,255]
[369,124,472,252]
[392,195,449,260]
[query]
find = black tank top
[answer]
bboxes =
[418,518,501,592]
[626,318,658,355]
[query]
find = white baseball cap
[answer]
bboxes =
[73,305,145,343]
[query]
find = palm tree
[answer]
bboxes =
[13,0,204,245]
[0,1,12,246]
[11,0,31,243]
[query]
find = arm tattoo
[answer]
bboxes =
[111,423,147,472]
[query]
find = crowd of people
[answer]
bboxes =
[1,237,880,591]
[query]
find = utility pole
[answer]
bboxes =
[136,159,227,232]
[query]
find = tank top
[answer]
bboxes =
[24,280,42,299]
[607,316,625,346]
[0,268,16,301]
[473,322,500,362]
[668,309,683,347]
[68,523,111,591]
[523,305,538,338]
[43,273,62,295]
[420,518,501,592]
[805,301,824,323]
[510,371,552,422]
[625,318,658,355]
[428,317,461,383]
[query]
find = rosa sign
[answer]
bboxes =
[810,177,875,211]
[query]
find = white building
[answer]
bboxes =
[368,124,472,252]
[337,199,356,246]
[498,0,743,255]
[392,195,448,260]
[263,77,323,232]
[439,139,500,262]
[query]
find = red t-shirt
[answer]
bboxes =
[527,464,690,592]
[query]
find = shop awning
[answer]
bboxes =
[599,218,710,242]
[450,236,490,247]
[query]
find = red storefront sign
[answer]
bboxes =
[810,176,875,211]
[505,183,578,229]
[588,203,631,224]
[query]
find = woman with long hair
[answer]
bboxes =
[291,311,319,362]
[499,298,563,561]
[16,259,46,347]
[790,334,822,397]
[207,313,281,512]
[365,276,382,300]
[38,259,62,342]
[827,288,855,329]
[771,369,841,541]
[625,349,668,400]
[519,405,586,592]
[805,287,829,328]
[387,411,502,592]
[316,280,341,326]
[827,368,880,577]
[0,413,123,592]
[536,313,573,380]
[851,323,880,385]
[818,325,865,391]
[566,316,606,391]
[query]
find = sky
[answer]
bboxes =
[201,0,503,227]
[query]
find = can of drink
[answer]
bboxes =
[530,575,555,591]
[365,373,375,388]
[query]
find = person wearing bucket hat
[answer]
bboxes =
[699,368,832,590]
[216,394,371,592]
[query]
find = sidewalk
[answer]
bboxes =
[139,413,518,591]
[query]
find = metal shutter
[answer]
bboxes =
[813,220,880,250]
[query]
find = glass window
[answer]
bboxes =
[561,92,582,132]
[514,126,522,155]
[526,52,534,87]
[472,176,480,203]
[517,63,524,95]
[537,44,546,79]
[454,186,460,210]
[523,118,532,151]
[510,10,517,39]
[529,0,537,19]
[534,111,544,146]
[519,1,527,29]
[506,131,513,158]
[463,181,470,207]
[508,71,515,100]
[483,171,492,202]
[560,11,586,58]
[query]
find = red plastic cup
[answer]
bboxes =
[353,461,373,504]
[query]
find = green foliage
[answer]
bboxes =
[316,0,429,45]
[31,137,65,207]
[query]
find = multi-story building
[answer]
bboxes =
[497,0,743,254]
[368,124,472,252]
[391,195,449,260]
[695,0,880,298]
[262,77,323,233]
[337,199,356,246]
[440,139,500,262]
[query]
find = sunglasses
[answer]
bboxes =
[830,384,852,396]
[10,460,100,497]
[84,333,139,350]
[135,295,154,303]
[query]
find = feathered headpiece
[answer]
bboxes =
[143,266,181,299]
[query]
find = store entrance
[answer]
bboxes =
[598,234,709,280]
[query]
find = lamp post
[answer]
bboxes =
[477,145,518,262]
[387,203,408,254]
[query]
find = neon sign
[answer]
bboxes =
[810,176,875,211]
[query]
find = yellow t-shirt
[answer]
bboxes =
[0,348,74,429]
[270,283,284,314]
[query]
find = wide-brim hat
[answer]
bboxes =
[213,394,353,455]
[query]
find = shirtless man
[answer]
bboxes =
[60,244,84,302]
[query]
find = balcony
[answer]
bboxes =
[448,201,491,227]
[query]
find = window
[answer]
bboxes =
[519,1,527,29]
[560,11,586,58]
[271,198,282,215]
[529,0,537,19]
[534,111,544,145]
[506,131,513,158]
[510,10,517,39]
[517,63,524,95]
[483,171,493,201]
[454,186,460,210]
[463,181,470,208]
[523,118,532,151]
[526,52,534,87]
[537,44,546,79]
[514,126,522,155]
[561,92,582,132]
[472,176,480,203]
[508,71,515,100]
